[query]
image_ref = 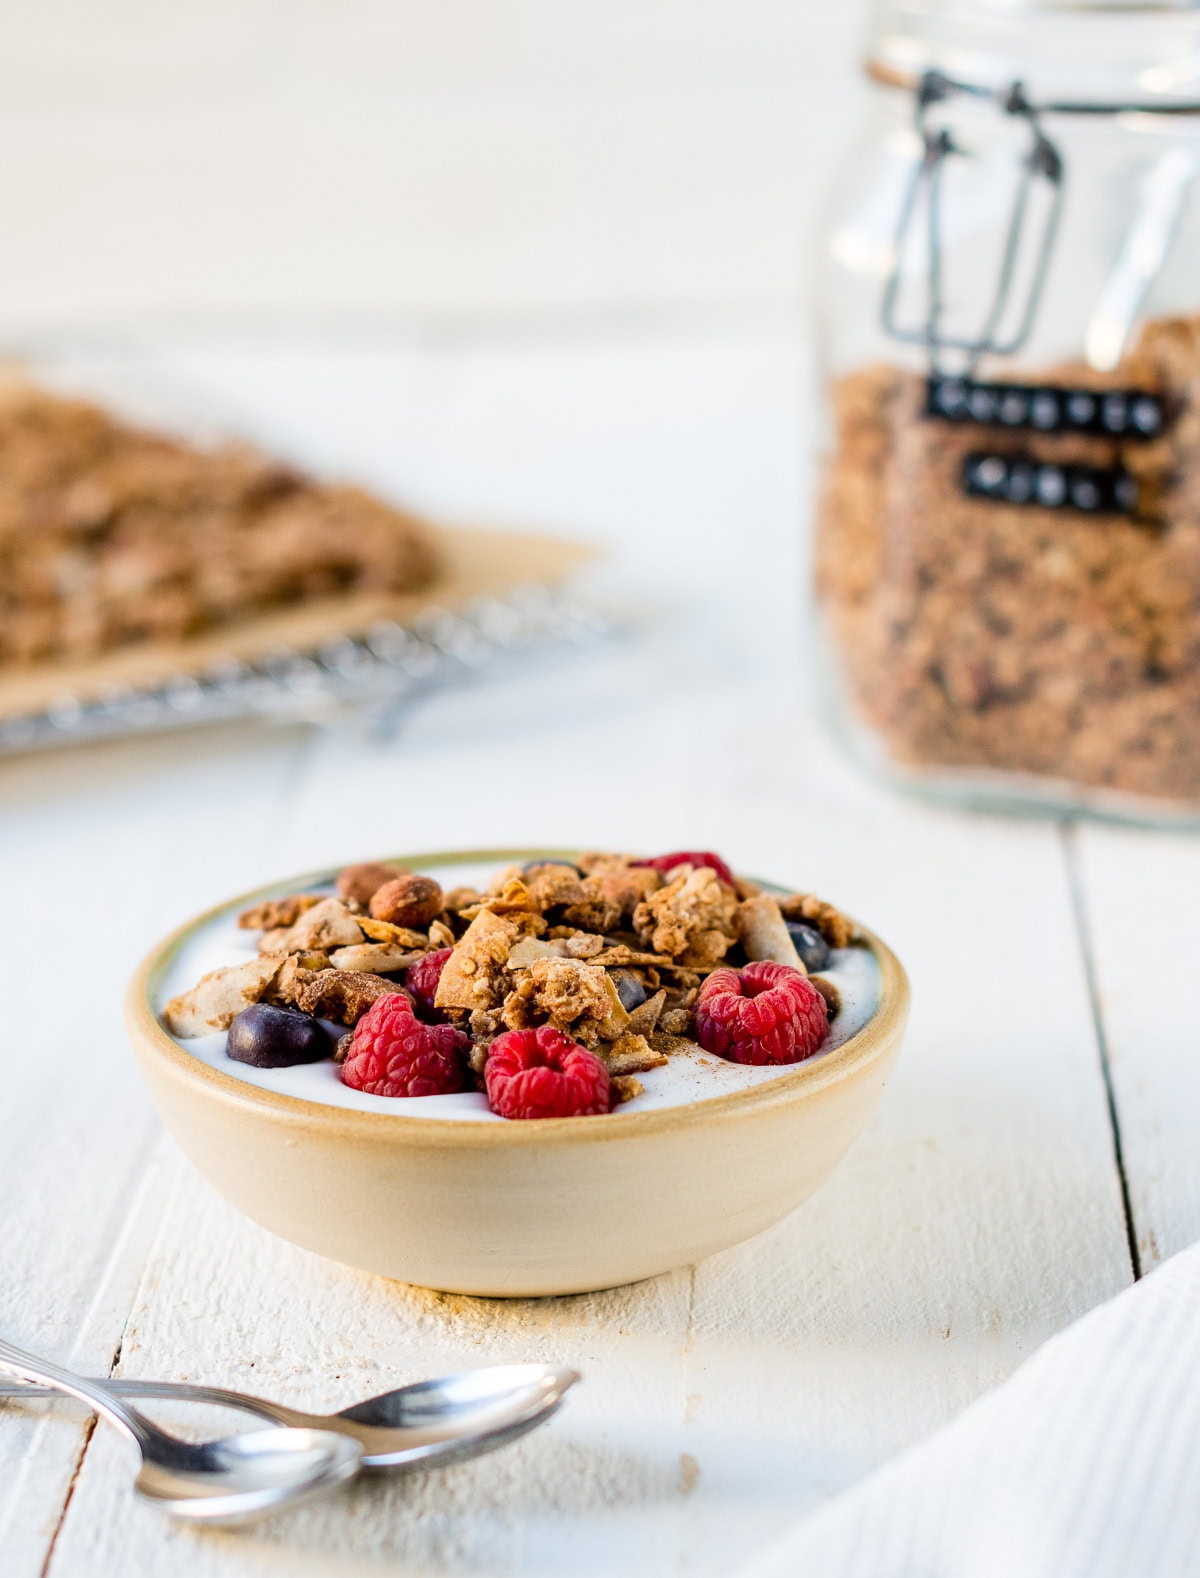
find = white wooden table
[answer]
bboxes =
[0,323,1196,1578]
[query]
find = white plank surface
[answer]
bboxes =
[0,726,311,1578]
[1071,824,1200,1270]
[0,326,1150,1577]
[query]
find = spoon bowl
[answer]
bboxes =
[132,1427,363,1521]
[333,1363,579,1467]
[0,1338,362,1522]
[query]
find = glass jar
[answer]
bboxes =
[816,0,1200,822]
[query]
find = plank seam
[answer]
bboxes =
[1063,822,1142,1281]
[38,1201,158,1578]
[36,1413,97,1578]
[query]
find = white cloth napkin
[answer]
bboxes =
[739,1243,1200,1578]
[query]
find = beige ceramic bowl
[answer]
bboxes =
[128,849,910,1297]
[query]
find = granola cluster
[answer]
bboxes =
[163,852,855,1106]
[0,381,439,665]
[818,314,1200,804]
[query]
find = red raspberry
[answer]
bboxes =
[485,1026,612,1120]
[694,961,828,1066]
[340,992,469,1098]
[404,947,453,1022]
[635,850,735,886]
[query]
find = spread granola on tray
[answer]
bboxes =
[163,852,869,1121]
[0,380,438,666]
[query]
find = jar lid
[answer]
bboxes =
[867,0,1200,109]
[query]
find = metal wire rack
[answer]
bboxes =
[0,584,616,756]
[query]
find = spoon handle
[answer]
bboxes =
[0,1338,158,1452]
[0,1373,297,1427]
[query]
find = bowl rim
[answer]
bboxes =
[127,847,911,1148]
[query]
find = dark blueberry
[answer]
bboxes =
[521,859,583,876]
[227,1004,334,1069]
[785,921,830,973]
[611,970,647,1013]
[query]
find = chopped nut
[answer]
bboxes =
[507,935,571,969]
[610,1075,644,1104]
[273,896,365,953]
[562,933,603,958]
[427,918,456,949]
[485,864,523,893]
[577,851,641,874]
[776,894,854,949]
[369,874,444,929]
[164,956,284,1037]
[561,875,623,934]
[270,954,313,1007]
[336,862,405,907]
[460,876,550,920]
[626,988,666,1037]
[808,975,841,1020]
[659,1006,694,1036]
[649,1031,702,1057]
[601,1032,668,1076]
[328,943,423,973]
[357,917,429,948]
[442,887,482,912]
[294,969,399,1025]
[238,894,321,931]
[661,969,701,993]
[737,894,805,971]
[468,1008,504,1046]
[260,951,330,1007]
[592,944,675,969]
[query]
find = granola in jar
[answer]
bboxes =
[819,316,1200,808]
[816,2,1200,819]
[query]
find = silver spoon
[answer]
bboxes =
[0,1338,361,1521]
[0,1361,579,1470]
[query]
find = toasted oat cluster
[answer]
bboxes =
[0,381,439,665]
[163,852,855,1109]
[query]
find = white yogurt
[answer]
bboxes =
[157,859,882,1121]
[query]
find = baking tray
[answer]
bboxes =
[0,525,613,755]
